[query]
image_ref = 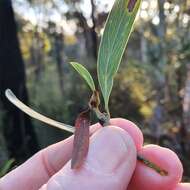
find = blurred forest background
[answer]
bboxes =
[0,0,190,180]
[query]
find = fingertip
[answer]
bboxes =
[128,145,183,190]
[86,126,137,174]
[45,126,137,190]
[44,136,74,175]
[110,118,143,150]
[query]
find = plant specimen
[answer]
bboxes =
[5,0,168,176]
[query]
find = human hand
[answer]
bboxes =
[0,118,189,190]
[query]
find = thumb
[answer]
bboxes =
[39,126,137,190]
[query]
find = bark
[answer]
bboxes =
[183,64,190,134]
[73,4,98,84]
[149,0,168,139]
[90,0,98,59]
[30,29,43,81]
[54,33,65,94]
[74,0,98,60]
[0,0,39,161]
[140,24,148,63]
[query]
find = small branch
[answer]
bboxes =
[88,91,110,126]
[93,108,110,126]
[137,154,168,176]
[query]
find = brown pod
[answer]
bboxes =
[71,109,91,169]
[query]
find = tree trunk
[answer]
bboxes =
[182,64,190,135]
[54,33,65,94]
[90,0,98,60]
[0,0,39,162]
[140,24,148,64]
[30,30,43,82]
[149,0,168,140]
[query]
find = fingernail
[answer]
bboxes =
[85,126,133,174]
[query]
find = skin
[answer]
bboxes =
[0,118,189,190]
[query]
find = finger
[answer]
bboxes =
[0,118,141,190]
[91,118,144,150]
[110,118,144,150]
[0,123,100,190]
[128,145,183,190]
[173,183,190,190]
[39,126,137,190]
[0,135,74,190]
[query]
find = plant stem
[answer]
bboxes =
[88,91,168,176]
[97,115,168,176]
[93,108,110,126]
[137,154,168,176]
[89,91,110,126]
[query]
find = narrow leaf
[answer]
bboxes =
[97,0,141,113]
[71,109,90,169]
[70,62,96,91]
[5,89,74,133]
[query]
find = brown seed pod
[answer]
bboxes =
[71,109,91,169]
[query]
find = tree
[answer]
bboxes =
[0,0,39,162]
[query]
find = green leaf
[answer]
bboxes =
[0,159,14,177]
[70,62,96,91]
[97,0,141,113]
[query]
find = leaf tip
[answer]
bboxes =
[69,62,96,91]
[69,61,76,66]
[5,88,12,97]
[5,89,17,102]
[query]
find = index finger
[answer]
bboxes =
[0,118,142,190]
[128,145,183,190]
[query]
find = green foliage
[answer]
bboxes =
[113,60,154,119]
[70,62,96,92]
[97,0,141,113]
[27,65,74,123]
[0,159,14,177]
